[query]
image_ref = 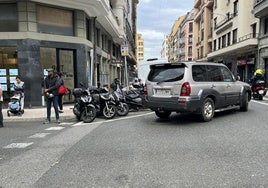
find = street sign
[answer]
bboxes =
[121,45,129,56]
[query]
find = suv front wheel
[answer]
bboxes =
[155,110,171,119]
[199,98,215,122]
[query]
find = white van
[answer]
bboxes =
[137,58,168,84]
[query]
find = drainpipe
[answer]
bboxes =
[92,16,97,86]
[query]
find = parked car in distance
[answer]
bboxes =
[144,62,252,122]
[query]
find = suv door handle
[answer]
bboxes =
[226,84,231,88]
[211,84,216,88]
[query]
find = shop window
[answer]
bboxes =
[0,4,18,32]
[37,5,74,36]
[0,47,18,104]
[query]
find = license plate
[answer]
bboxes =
[259,90,264,95]
[155,89,171,95]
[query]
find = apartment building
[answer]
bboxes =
[0,0,138,106]
[207,0,259,82]
[193,0,214,61]
[136,33,144,62]
[168,15,186,63]
[179,10,194,61]
[254,0,268,86]
[161,35,169,59]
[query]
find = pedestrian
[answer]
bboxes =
[58,72,64,113]
[43,68,61,124]
[14,76,25,113]
[110,78,123,93]
[0,83,3,128]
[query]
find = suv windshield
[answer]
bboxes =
[147,64,185,83]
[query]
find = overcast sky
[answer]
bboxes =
[137,0,194,60]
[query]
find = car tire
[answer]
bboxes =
[155,111,171,119]
[240,92,249,111]
[199,98,214,122]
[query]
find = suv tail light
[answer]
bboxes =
[180,82,191,96]
[144,84,148,95]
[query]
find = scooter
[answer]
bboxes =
[111,90,129,116]
[252,80,267,100]
[89,87,117,119]
[124,88,144,111]
[73,87,96,123]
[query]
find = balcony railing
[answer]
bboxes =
[215,13,236,30]
[254,0,266,6]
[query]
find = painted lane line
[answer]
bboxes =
[58,122,74,125]
[72,112,154,126]
[45,127,65,131]
[4,142,34,149]
[28,133,51,138]
[251,100,268,106]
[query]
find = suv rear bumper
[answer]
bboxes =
[144,96,202,113]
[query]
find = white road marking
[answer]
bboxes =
[251,100,268,106]
[72,121,84,127]
[28,133,51,138]
[45,127,65,131]
[4,142,33,149]
[58,122,74,125]
[72,112,154,126]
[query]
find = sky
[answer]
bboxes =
[137,0,194,60]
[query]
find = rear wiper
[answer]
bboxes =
[157,75,183,84]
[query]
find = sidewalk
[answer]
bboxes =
[3,104,75,122]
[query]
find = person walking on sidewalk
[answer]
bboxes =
[0,83,3,128]
[58,72,64,113]
[43,68,61,124]
[14,76,25,113]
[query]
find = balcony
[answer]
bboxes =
[207,33,258,59]
[194,0,201,8]
[254,0,268,17]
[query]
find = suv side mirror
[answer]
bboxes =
[236,75,240,81]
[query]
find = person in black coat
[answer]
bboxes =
[43,68,61,124]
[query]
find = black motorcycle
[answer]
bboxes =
[89,87,117,119]
[124,88,144,111]
[111,90,129,116]
[73,87,96,123]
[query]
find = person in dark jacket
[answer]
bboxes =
[43,68,61,124]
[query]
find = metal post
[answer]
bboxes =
[124,55,128,86]
[90,49,94,86]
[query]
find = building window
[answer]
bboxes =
[37,5,74,36]
[233,29,237,44]
[222,35,226,48]
[218,38,221,49]
[96,28,100,47]
[252,23,257,38]
[264,18,268,35]
[201,29,204,41]
[227,32,231,46]
[189,22,193,33]
[86,18,92,41]
[213,40,217,51]
[0,4,18,32]
[214,18,217,28]
[233,0,238,16]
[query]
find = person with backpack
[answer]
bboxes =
[43,68,61,124]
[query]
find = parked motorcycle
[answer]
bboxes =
[111,90,129,116]
[252,80,267,100]
[89,87,117,119]
[73,87,96,123]
[124,88,144,111]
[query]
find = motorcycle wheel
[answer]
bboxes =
[102,104,116,119]
[117,103,129,116]
[81,107,96,123]
[76,115,81,121]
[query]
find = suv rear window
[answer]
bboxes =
[147,64,185,83]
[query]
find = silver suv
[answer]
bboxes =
[144,62,251,121]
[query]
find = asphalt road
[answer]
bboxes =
[1,100,268,187]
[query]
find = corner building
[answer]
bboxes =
[0,0,138,106]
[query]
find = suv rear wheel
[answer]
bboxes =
[199,98,215,122]
[240,92,248,111]
[155,110,171,119]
